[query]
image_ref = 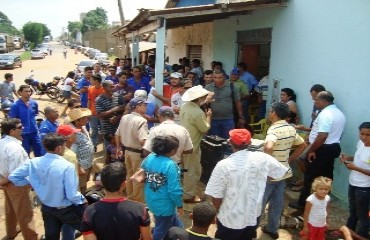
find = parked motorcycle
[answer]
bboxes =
[24,71,63,100]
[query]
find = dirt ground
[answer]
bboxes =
[0,43,350,239]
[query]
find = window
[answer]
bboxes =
[186,45,202,61]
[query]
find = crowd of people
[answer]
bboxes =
[0,54,369,240]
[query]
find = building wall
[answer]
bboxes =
[166,22,214,70]
[174,0,215,7]
[83,28,125,57]
[213,0,370,201]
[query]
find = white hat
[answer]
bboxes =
[170,72,183,79]
[182,85,209,102]
[134,90,148,99]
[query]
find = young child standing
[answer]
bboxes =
[141,135,183,240]
[301,176,332,240]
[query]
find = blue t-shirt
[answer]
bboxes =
[105,75,119,84]
[76,77,90,107]
[39,120,59,155]
[127,77,151,94]
[141,153,183,216]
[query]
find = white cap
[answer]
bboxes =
[170,72,183,79]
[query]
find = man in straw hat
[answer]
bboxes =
[180,85,212,203]
[205,129,288,240]
[68,108,94,194]
[115,97,149,203]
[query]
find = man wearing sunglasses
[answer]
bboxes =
[0,118,38,240]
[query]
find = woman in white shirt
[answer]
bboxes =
[340,122,370,239]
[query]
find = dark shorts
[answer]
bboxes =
[62,90,72,99]
[215,218,259,240]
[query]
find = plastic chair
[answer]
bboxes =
[249,119,268,140]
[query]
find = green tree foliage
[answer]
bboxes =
[81,7,109,34]
[0,11,21,35]
[22,22,44,45]
[67,21,82,39]
[40,23,51,38]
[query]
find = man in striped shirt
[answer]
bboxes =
[260,102,307,239]
[95,80,125,148]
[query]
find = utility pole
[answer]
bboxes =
[117,0,125,24]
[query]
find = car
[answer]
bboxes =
[89,49,101,59]
[75,59,98,76]
[94,52,109,61]
[0,54,22,69]
[31,49,45,59]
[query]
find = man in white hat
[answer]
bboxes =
[68,108,94,194]
[152,72,183,106]
[180,85,212,203]
[115,97,149,203]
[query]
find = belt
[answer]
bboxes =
[125,147,142,154]
[42,204,72,210]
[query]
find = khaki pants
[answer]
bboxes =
[79,167,91,194]
[182,147,201,200]
[125,150,145,203]
[3,184,38,240]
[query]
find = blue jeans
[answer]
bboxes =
[261,180,286,233]
[89,115,99,147]
[22,132,43,157]
[61,224,75,240]
[41,204,84,240]
[346,184,370,238]
[153,214,183,240]
[209,118,235,139]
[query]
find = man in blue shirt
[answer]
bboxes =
[77,66,93,108]
[39,106,60,155]
[8,85,43,157]
[9,133,87,240]
[127,66,151,93]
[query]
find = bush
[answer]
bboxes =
[20,51,31,61]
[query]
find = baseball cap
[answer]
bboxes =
[231,67,240,75]
[229,129,251,145]
[57,125,81,136]
[158,106,175,115]
[170,72,183,79]
[129,97,149,108]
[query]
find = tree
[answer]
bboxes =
[22,22,44,46]
[40,23,51,38]
[67,21,82,39]
[0,11,21,35]
[81,7,109,34]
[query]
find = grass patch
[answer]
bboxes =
[20,51,31,61]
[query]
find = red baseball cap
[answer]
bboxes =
[229,129,251,145]
[57,125,81,136]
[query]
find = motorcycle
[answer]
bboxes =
[24,71,63,100]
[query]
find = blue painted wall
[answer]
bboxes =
[175,0,215,7]
[213,0,370,202]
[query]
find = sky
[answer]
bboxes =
[1,0,167,37]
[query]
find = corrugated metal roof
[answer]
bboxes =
[112,0,287,36]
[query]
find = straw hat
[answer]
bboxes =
[182,85,209,102]
[67,108,91,122]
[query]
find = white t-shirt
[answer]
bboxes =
[171,92,184,124]
[205,150,288,229]
[63,77,74,91]
[307,194,330,227]
[349,141,370,187]
[309,104,346,144]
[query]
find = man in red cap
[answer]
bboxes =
[205,129,288,240]
[57,125,80,170]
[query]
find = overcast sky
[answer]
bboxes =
[1,0,167,36]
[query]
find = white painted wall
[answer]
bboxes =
[213,0,370,200]
[166,22,214,70]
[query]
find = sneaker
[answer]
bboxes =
[261,226,279,239]
[288,201,304,210]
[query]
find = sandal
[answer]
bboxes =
[290,180,303,187]
[291,185,304,192]
[327,229,344,238]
